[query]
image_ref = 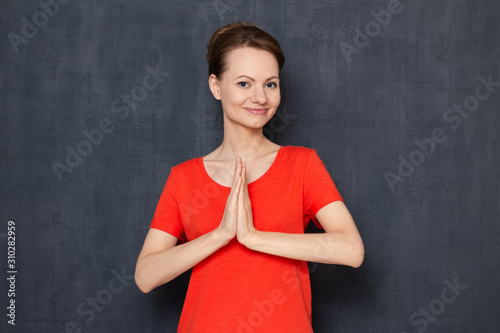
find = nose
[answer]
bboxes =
[250,86,267,105]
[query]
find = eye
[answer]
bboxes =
[266,82,278,88]
[237,82,249,88]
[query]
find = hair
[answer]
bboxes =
[206,21,285,78]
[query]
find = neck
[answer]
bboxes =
[217,120,273,162]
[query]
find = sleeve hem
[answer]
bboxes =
[310,198,345,229]
[149,225,186,243]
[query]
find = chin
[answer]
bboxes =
[248,115,275,129]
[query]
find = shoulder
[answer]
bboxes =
[172,155,200,170]
[167,155,202,180]
[284,145,314,153]
[282,145,317,161]
[276,145,321,176]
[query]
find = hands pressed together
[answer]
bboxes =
[216,157,258,246]
[136,152,363,295]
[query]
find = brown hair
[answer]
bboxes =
[206,21,285,78]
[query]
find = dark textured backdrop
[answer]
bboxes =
[1,0,499,332]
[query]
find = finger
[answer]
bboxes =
[230,175,242,204]
[234,174,242,197]
[237,179,245,221]
[242,162,246,184]
[238,164,245,202]
[242,162,250,198]
[239,162,247,198]
[226,179,241,220]
[229,157,242,195]
[233,157,240,179]
[232,157,242,185]
[230,167,241,195]
[238,176,244,204]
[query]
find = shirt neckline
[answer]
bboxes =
[199,145,286,189]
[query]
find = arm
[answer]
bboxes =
[240,201,364,268]
[134,227,231,293]
[135,157,243,293]
[236,162,364,268]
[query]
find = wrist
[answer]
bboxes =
[213,226,234,246]
[239,229,260,250]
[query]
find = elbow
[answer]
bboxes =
[349,241,365,268]
[134,267,153,294]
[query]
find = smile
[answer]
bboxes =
[244,107,268,115]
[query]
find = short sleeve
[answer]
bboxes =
[304,149,345,229]
[149,167,186,243]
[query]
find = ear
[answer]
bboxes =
[208,74,221,100]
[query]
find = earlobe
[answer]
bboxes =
[209,74,221,100]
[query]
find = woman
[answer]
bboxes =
[135,21,364,332]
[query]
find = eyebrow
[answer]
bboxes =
[234,75,279,81]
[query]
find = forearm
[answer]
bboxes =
[135,229,230,293]
[243,230,364,268]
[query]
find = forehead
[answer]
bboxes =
[224,47,279,78]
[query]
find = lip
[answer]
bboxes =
[244,107,268,115]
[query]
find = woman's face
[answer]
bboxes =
[209,47,281,130]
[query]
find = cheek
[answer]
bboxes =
[221,96,246,114]
[222,88,246,106]
[269,90,281,107]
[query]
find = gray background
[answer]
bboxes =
[1,0,499,332]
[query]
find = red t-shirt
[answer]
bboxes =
[150,145,344,332]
